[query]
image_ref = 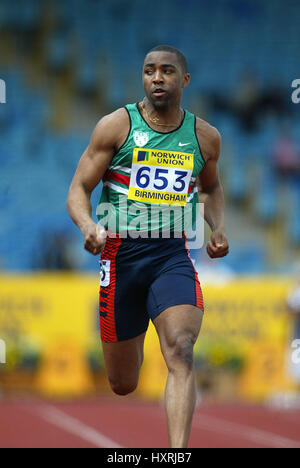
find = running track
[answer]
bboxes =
[1,396,300,448]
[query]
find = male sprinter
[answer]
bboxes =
[67,45,229,448]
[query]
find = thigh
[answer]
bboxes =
[100,237,150,342]
[102,332,146,384]
[146,249,204,323]
[153,305,203,365]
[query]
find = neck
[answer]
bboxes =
[142,97,182,126]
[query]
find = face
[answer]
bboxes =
[142,51,190,109]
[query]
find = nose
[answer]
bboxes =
[152,70,163,84]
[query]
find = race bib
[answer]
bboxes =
[128,148,194,206]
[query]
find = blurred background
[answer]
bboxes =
[1,0,300,448]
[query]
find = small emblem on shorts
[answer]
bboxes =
[133,130,149,147]
[100,260,111,287]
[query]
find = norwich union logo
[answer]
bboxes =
[133,131,149,147]
[137,150,149,161]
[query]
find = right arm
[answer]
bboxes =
[195,118,229,259]
[66,108,129,255]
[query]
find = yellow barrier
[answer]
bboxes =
[0,274,98,397]
[0,274,97,347]
[0,275,296,400]
[198,278,295,400]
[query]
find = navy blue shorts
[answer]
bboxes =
[99,234,204,342]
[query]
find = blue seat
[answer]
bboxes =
[255,178,278,223]
[46,32,69,70]
[221,241,266,274]
[287,183,300,245]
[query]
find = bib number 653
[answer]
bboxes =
[136,167,188,193]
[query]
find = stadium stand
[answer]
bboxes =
[0,0,299,272]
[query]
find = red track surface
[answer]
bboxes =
[1,396,300,448]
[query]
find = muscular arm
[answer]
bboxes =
[66,108,129,254]
[195,118,229,258]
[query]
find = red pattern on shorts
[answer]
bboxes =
[99,236,122,342]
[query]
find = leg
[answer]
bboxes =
[102,332,146,395]
[153,305,203,448]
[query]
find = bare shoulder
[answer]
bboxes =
[97,107,129,129]
[195,116,221,162]
[90,107,130,151]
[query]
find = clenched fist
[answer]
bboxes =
[206,229,229,259]
[82,223,107,255]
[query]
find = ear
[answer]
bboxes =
[182,73,191,89]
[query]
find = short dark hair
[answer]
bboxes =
[146,45,188,74]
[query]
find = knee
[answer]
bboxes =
[166,333,196,372]
[109,378,138,396]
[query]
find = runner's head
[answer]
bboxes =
[143,45,190,109]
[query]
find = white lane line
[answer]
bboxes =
[37,404,123,448]
[193,413,300,448]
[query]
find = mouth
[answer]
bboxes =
[152,88,167,98]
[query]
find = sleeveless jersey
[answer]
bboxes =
[97,103,206,235]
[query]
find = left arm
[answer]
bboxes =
[195,119,229,259]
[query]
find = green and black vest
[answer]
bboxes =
[97,103,205,235]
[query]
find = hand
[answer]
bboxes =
[206,229,229,259]
[82,223,107,255]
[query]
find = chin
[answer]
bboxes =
[150,97,169,109]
